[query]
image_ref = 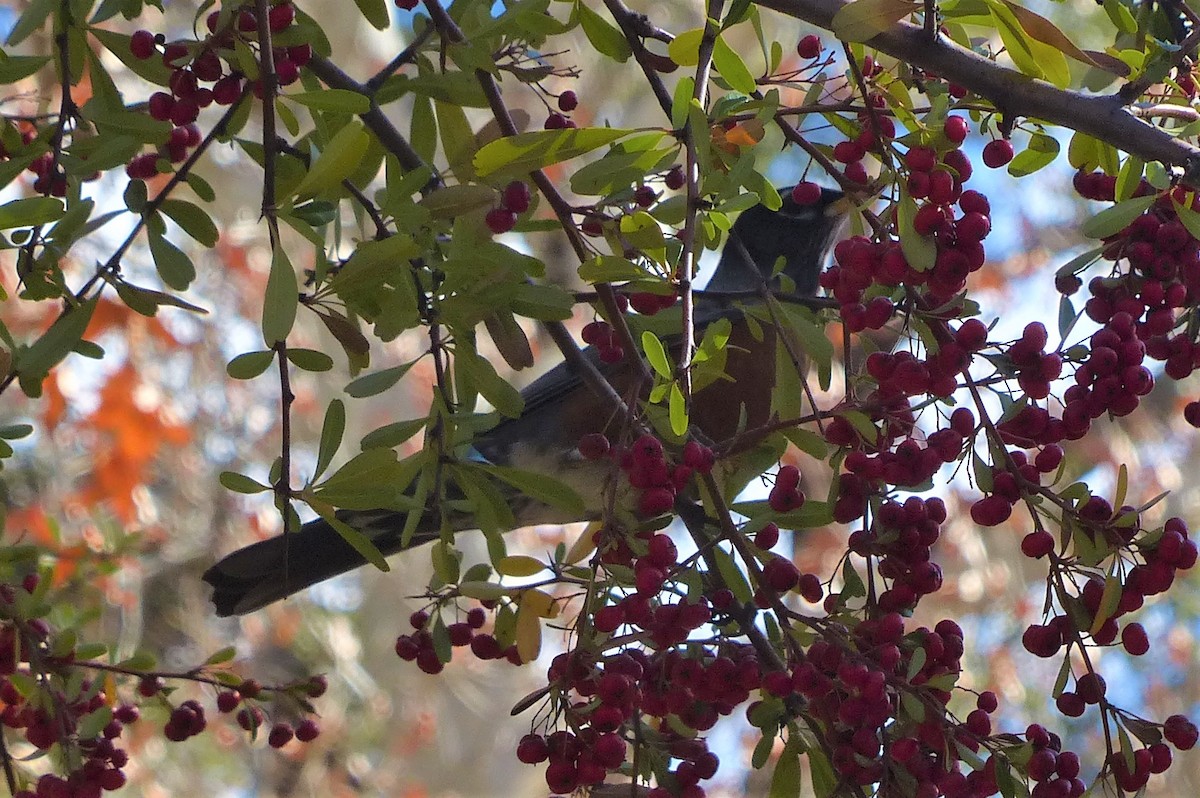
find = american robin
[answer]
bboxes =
[204,187,849,616]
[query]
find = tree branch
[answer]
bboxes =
[758,0,1200,176]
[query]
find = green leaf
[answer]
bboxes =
[0,54,51,84]
[642,331,672,379]
[1007,132,1060,177]
[712,35,756,94]
[219,471,270,494]
[90,28,173,85]
[199,647,236,667]
[511,283,575,321]
[897,192,936,271]
[577,1,631,62]
[831,0,917,42]
[483,464,586,516]
[987,0,1044,81]
[17,297,98,385]
[361,418,427,450]
[669,382,688,436]
[185,172,216,202]
[312,503,390,571]
[1175,199,1200,241]
[1080,195,1156,239]
[313,448,419,510]
[712,544,753,603]
[148,229,195,291]
[474,127,634,179]
[419,184,496,219]
[0,424,32,440]
[769,742,801,797]
[345,362,417,398]
[352,0,390,29]
[293,121,371,199]
[314,399,345,481]
[457,345,524,418]
[668,28,704,66]
[262,248,298,345]
[227,350,275,380]
[159,199,219,246]
[287,348,333,372]
[284,89,371,114]
[577,255,653,283]
[6,0,55,45]
[0,197,64,230]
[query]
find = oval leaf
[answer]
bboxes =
[294,121,371,199]
[226,350,275,380]
[262,248,298,345]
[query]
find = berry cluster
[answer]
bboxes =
[579,433,714,520]
[0,571,324,795]
[845,496,947,612]
[394,606,520,674]
[1066,175,1200,431]
[544,89,579,130]
[126,2,312,179]
[485,180,532,235]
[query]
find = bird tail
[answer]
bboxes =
[202,510,438,617]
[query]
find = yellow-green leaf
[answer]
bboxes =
[832,0,918,42]
[474,127,634,179]
[713,35,756,94]
[293,121,370,199]
[515,595,542,663]
[668,28,704,66]
[497,555,547,577]
[577,1,631,62]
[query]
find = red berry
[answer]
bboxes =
[943,115,968,144]
[130,29,156,60]
[754,522,780,550]
[638,488,675,517]
[665,166,685,190]
[577,432,610,459]
[1122,622,1149,655]
[289,44,313,67]
[797,34,822,59]
[268,723,294,748]
[970,495,1012,527]
[982,139,1014,168]
[485,207,517,234]
[147,92,174,121]
[761,557,800,593]
[415,647,444,674]
[1056,691,1085,717]
[216,691,241,713]
[517,733,549,764]
[295,719,320,742]
[1021,530,1054,559]
[212,75,243,105]
[276,58,300,86]
[557,90,578,112]
[1165,714,1199,749]
[268,3,295,31]
[501,180,531,213]
[790,181,823,205]
[169,97,199,126]
[906,146,937,172]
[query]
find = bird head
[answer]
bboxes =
[705,186,848,297]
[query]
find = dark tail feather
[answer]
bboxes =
[203,511,437,617]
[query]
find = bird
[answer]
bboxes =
[203,187,849,616]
